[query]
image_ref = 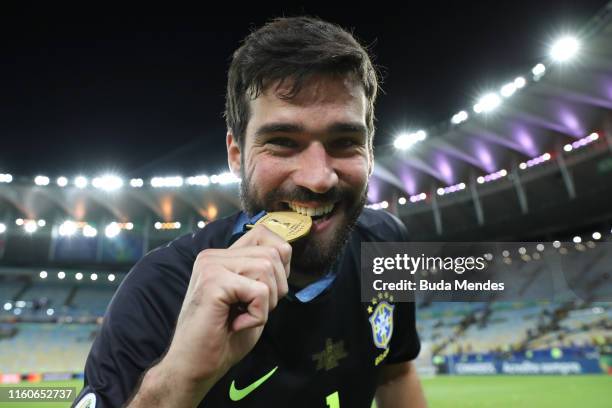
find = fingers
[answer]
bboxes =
[230,224,293,272]
[207,255,279,309]
[223,272,270,332]
[199,247,289,305]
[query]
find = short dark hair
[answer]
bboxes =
[224,16,380,148]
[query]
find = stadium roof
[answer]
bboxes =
[0,3,611,244]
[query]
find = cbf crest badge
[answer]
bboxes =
[369,300,394,349]
[367,292,395,365]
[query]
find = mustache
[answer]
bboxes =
[263,186,347,205]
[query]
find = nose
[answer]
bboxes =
[291,142,339,194]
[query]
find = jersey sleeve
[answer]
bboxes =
[71,248,185,407]
[384,300,421,364]
[378,210,421,363]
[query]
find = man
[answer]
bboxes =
[72,16,426,408]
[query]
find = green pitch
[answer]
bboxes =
[418,375,612,408]
[1,375,611,407]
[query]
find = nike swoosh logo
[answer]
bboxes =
[229,366,278,401]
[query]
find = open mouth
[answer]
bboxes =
[282,201,338,224]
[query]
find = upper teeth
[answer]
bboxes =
[288,202,334,217]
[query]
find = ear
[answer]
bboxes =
[226,131,241,177]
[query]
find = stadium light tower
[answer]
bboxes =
[451,111,468,125]
[474,93,501,113]
[83,225,98,238]
[393,130,427,150]
[34,175,50,186]
[92,174,124,191]
[59,221,77,237]
[74,176,88,189]
[105,222,121,239]
[550,36,580,62]
[24,220,38,234]
[57,176,68,187]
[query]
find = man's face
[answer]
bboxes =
[227,74,373,275]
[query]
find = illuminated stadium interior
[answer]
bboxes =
[1,3,612,407]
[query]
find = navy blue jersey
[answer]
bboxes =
[72,208,420,407]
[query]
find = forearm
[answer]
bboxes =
[375,361,427,408]
[126,358,219,408]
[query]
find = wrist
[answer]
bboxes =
[129,358,207,408]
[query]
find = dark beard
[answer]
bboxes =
[239,170,367,275]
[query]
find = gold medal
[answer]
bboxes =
[246,211,312,242]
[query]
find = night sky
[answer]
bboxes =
[1,1,608,179]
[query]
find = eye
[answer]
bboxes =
[266,137,298,148]
[329,137,361,149]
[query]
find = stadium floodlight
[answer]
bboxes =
[0,223,5,234]
[438,183,466,195]
[532,63,546,77]
[74,176,88,189]
[34,175,50,186]
[130,178,144,188]
[398,197,407,205]
[197,220,206,228]
[15,301,26,308]
[500,82,517,98]
[37,219,46,227]
[0,173,13,183]
[83,225,98,238]
[3,302,11,311]
[151,176,183,188]
[75,272,83,280]
[105,222,121,238]
[592,232,601,240]
[154,222,162,230]
[451,111,469,125]
[572,236,581,244]
[57,176,68,187]
[16,218,24,226]
[92,174,124,191]
[474,93,501,113]
[58,271,66,280]
[536,244,545,252]
[59,221,77,237]
[513,76,526,89]
[518,247,526,255]
[552,240,561,248]
[39,270,47,279]
[187,175,210,186]
[393,130,427,150]
[550,36,580,62]
[125,222,134,230]
[24,220,38,234]
[563,144,573,152]
[46,308,54,316]
[90,273,98,281]
[409,193,427,203]
[108,274,116,282]
[380,201,389,209]
[211,172,241,185]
